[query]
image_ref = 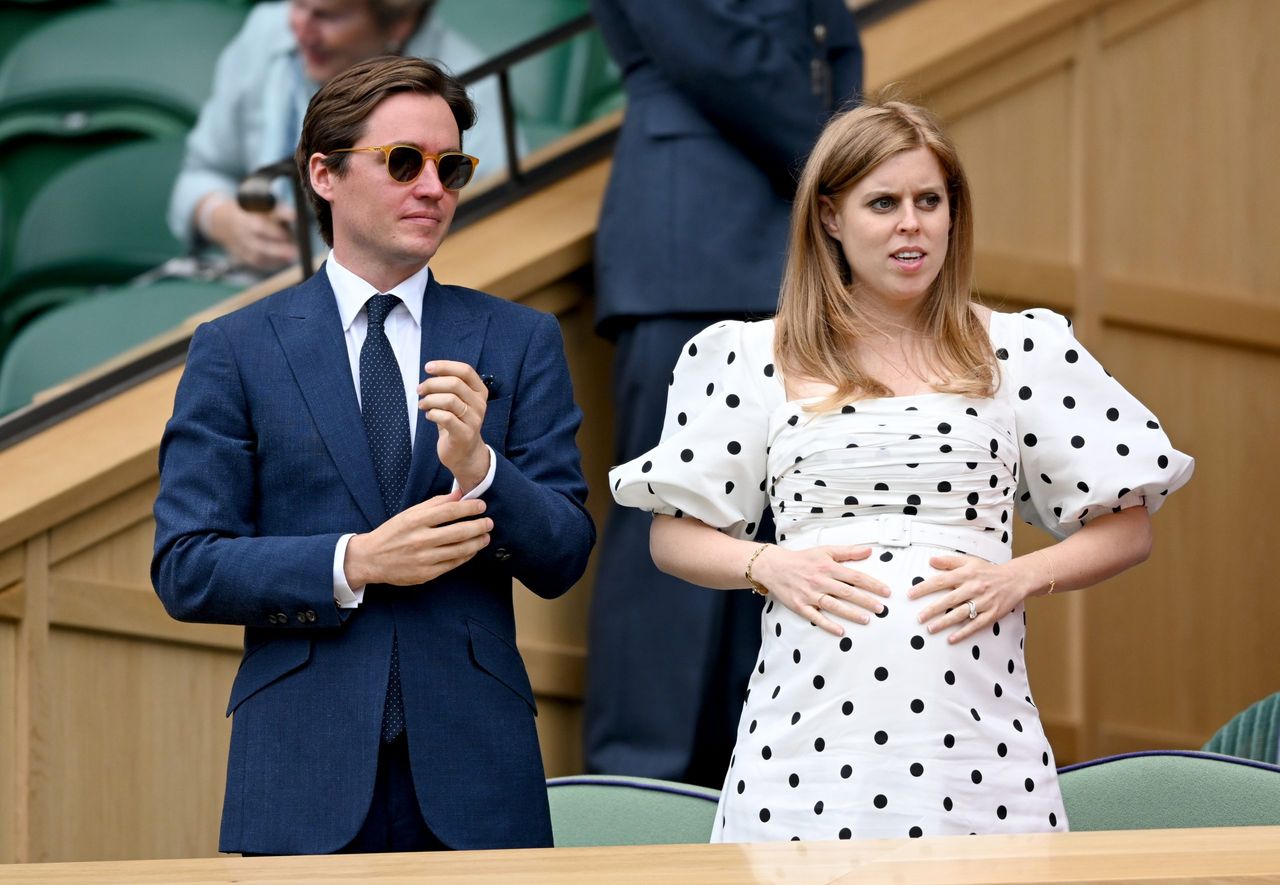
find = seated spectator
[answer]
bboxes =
[169,0,504,274]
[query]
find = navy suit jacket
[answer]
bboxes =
[592,0,862,334]
[152,268,594,854]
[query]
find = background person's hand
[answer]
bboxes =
[202,197,298,271]
[343,491,491,587]
[749,545,891,636]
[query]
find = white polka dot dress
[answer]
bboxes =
[610,310,1193,842]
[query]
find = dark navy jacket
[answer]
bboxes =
[592,0,862,334]
[152,268,594,854]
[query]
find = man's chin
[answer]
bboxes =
[304,59,340,84]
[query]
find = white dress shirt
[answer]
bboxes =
[325,252,495,607]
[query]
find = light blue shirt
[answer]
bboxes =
[169,1,505,249]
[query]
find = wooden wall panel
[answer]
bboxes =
[911,0,1280,763]
[513,292,613,671]
[943,55,1075,267]
[1088,326,1280,754]
[536,698,584,779]
[0,621,16,863]
[1097,0,1280,301]
[42,629,237,861]
[52,521,154,589]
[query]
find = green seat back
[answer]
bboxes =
[546,775,719,847]
[0,7,58,72]
[0,0,246,140]
[0,285,90,354]
[6,136,187,298]
[1058,751,1280,831]
[0,278,237,415]
[1203,692,1280,766]
[0,132,156,298]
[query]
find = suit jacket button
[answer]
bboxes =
[493,547,511,562]
[296,612,307,623]
[305,610,317,622]
[274,612,287,624]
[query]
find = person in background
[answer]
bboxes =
[610,96,1194,840]
[584,0,863,789]
[169,0,504,275]
[153,56,592,855]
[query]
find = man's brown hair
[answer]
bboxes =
[296,55,476,246]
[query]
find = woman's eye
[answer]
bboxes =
[918,193,942,209]
[870,197,895,211]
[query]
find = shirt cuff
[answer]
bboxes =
[453,445,496,500]
[333,533,366,609]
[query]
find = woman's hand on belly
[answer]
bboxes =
[907,553,1037,642]
[751,545,892,637]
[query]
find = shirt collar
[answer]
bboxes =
[326,251,431,332]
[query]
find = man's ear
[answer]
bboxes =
[385,16,416,52]
[309,153,335,201]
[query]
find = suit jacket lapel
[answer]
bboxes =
[404,277,488,505]
[270,270,386,528]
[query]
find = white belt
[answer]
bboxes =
[784,515,1011,564]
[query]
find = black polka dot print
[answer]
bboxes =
[606,314,1191,842]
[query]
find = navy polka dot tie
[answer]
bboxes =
[360,293,410,743]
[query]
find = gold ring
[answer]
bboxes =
[817,593,828,610]
[459,402,470,418]
[966,600,977,620]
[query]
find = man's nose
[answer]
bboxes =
[291,15,319,45]
[412,160,446,199]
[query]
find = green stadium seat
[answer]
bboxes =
[1058,750,1280,831]
[0,7,58,73]
[3,136,188,302]
[0,132,157,286]
[1204,693,1280,766]
[0,278,237,415]
[0,0,245,142]
[545,775,719,847]
[436,0,621,153]
[0,284,89,354]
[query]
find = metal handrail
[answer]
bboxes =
[0,13,617,450]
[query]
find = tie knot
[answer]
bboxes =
[365,293,398,328]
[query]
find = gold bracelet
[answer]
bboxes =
[1039,550,1056,595]
[745,543,770,596]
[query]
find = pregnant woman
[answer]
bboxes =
[609,97,1193,842]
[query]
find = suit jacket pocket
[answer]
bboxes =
[481,394,512,449]
[467,618,536,714]
[642,94,718,139]
[226,638,313,716]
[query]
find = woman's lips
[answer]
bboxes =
[891,249,926,272]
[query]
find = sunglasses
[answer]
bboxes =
[328,145,479,190]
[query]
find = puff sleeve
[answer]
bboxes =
[610,320,778,539]
[1007,309,1194,539]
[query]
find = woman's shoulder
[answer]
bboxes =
[986,307,1076,352]
[683,317,776,357]
[674,318,782,403]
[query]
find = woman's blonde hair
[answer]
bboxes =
[774,95,994,407]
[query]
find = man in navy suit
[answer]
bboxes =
[585,0,862,787]
[152,56,594,855]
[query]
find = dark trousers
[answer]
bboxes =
[239,733,445,856]
[341,733,447,853]
[583,317,768,789]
